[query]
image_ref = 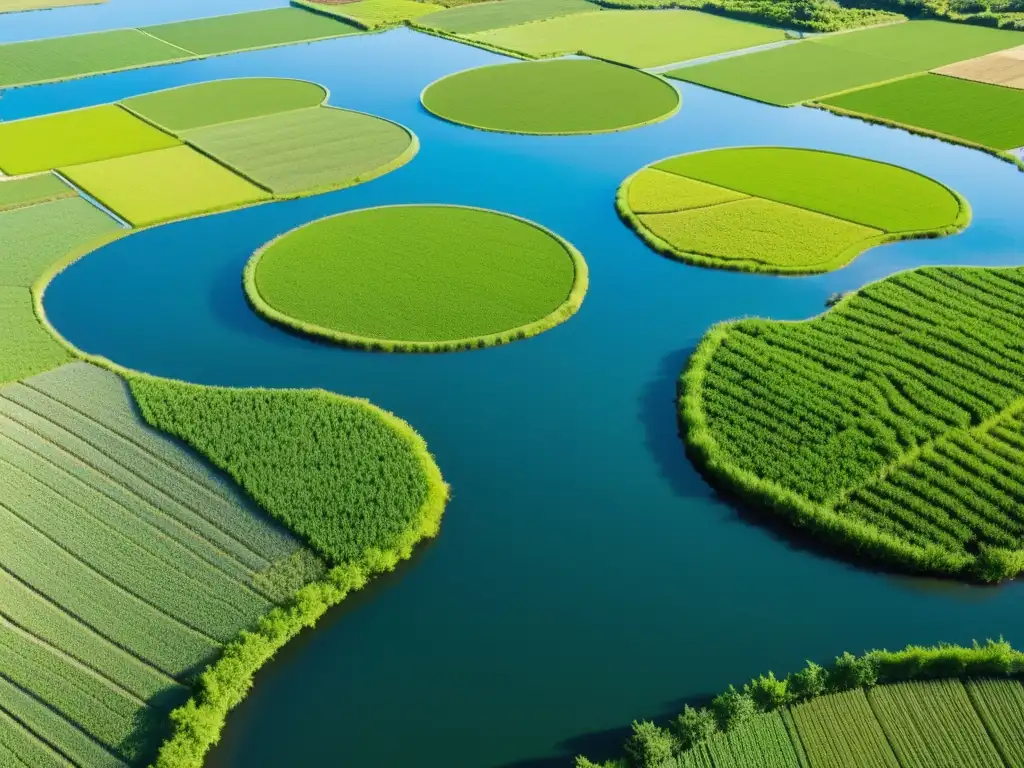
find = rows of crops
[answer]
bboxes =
[683,264,1024,579]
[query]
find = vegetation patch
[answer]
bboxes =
[0,288,72,385]
[122,78,328,132]
[936,45,1024,90]
[821,73,1024,151]
[0,0,105,12]
[245,205,587,351]
[421,59,679,134]
[60,145,270,226]
[619,147,968,273]
[417,0,597,34]
[0,174,73,212]
[669,20,1024,105]
[0,105,179,176]
[297,0,443,29]
[182,106,416,196]
[466,9,787,68]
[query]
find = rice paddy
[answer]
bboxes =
[418,0,596,35]
[0,0,105,12]
[245,205,586,351]
[299,0,443,29]
[619,147,968,273]
[421,58,679,134]
[0,174,73,212]
[936,45,1024,90]
[466,9,787,68]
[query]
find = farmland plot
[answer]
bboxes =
[966,678,1024,766]
[0,174,73,212]
[790,689,899,768]
[936,45,1024,89]
[418,0,595,34]
[0,287,72,384]
[702,712,801,767]
[300,0,443,28]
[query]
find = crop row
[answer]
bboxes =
[966,678,1024,766]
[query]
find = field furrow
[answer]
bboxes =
[966,678,1024,766]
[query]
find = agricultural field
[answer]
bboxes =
[821,74,1024,151]
[669,19,1024,105]
[0,105,179,176]
[421,58,679,134]
[60,145,270,226]
[182,106,415,195]
[0,174,73,212]
[465,9,787,68]
[619,147,967,273]
[792,689,899,767]
[0,0,105,11]
[967,679,1024,766]
[936,45,1024,89]
[417,0,596,35]
[297,0,443,29]
[0,287,72,385]
[245,205,586,351]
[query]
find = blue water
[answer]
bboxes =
[12,25,1024,768]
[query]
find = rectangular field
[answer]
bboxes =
[0,29,186,89]
[0,105,179,176]
[822,73,1024,150]
[468,9,786,68]
[790,688,900,768]
[302,0,442,28]
[0,174,73,212]
[702,711,801,767]
[936,45,1024,89]
[60,145,270,226]
[141,7,359,56]
[0,0,105,10]
[418,0,596,34]
[966,678,1024,767]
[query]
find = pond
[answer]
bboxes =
[8,21,1024,768]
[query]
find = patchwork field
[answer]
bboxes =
[822,73,1024,151]
[183,106,415,195]
[417,0,595,34]
[0,174,73,212]
[61,145,270,226]
[466,9,787,68]
[0,0,105,12]
[421,58,679,134]
[245,205,587,350]
[0,105,179,176]
[669,20,1024,105]
[936,45,1024,89]
[619,147,968,273]
[298,0,442,29]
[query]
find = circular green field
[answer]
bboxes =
[618,146,970,274]
[420,59,680,135]
[245,205,588,351]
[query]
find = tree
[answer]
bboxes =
[711,686,755,731]
[829,652,877,691]
[787,661,827,701]
[745,671,790,712]
[670,705,717,750]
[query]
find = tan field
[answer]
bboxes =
[935,45,1024,90]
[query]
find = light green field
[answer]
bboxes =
[0,288,71,385]
[467,9,787,68]
[248,205,584,349]
[421,58,678,134]
[0,174,73,212]
[0,105,179,175]
[183,106,414,195]
[822,73,1024,150]
[0,29,185,89]
[0,0,105,11]
[418,0,595,34]
[669,19,1024,105]
[141,8,359,56]
[627,169,748,214]
[61,145,269,226]
[968,679,1024,765]
[123,77,326,132]
[300,0,441,29]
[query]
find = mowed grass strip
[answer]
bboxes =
[61,145,269,226]
[0,175,73,212]
[467,9,786,68]
[822,73,1024,150]
[422,59,678,134]
[0,105,178,176]
[791,689,900,768]
[0,288,72,385]
[418,0,596,34]
[141,8,359,56]
[627,168,748,214]
[0,29,185,89]
[122,77,326,132]
[184,106,414,195]
[250,205,580,346]
[966,679,1024,766]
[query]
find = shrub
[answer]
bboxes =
[711,686,756,730]
[829,652,878,691]
[788,661,828,701]
[624,721,677,768]
[670,705,718,749]
[745,671,791,711]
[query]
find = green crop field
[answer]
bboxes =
[822,73,1024,151]
[0,29,185,89]
[701,712,800,767]
[0,105,179,175]
[669,19,1024,105]
[0,174,73,212]
[682,263,1024,580]
[141,8,359,56]
[0,0,106,11]
[0,288,72,385]
[300,0,441,29]
[246,205,585,350]
[619,148,967,273]
[122,77,327,132]
[61,145,269,226]
[967,679,1024,766]
[421,59,679,134]
[792,689,899,767]
[467,9,786,68]
[418,0,595,35]
[183,106,414,195]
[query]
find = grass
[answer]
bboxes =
[246,205,586,351]
[966,679,1024,766]
[0,29,185,89]
[60,145,270,226]
[466,9,787,68]
[417,0,596,34]
[421,59,679,134]
[141,8,359,56]
[0,175,73,212]
[821,74,1024,151]
[183,106,415,196]
[681,264,1024,580]
[669,19,1024,105]
[0,105,179,176]
[298,0,442,29]
[122,78,327,132]
[620,148,968,274]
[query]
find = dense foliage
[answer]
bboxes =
[683,264,1024,580]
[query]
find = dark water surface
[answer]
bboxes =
[10,24,1024,768]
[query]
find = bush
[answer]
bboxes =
[670,705,718,749]
[745,671,790,712]
[787,661,828,700]
[624,721,677,768]
[829,652,878,691]
[711,686,756,730]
